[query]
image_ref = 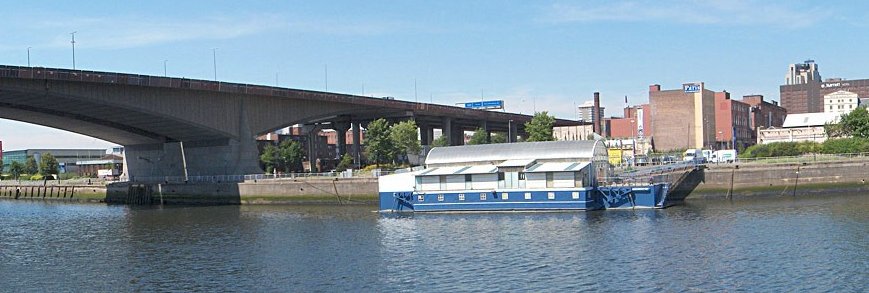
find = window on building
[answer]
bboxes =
[545,172,554,188]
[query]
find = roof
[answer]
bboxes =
[497,159,537,168]
[418,165,497,176]
[524,162,590,173]
[782,112,840,128]
[425,140,605,166]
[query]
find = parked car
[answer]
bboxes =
[635,155,650,166]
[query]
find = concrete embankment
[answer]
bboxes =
[685,160,869,199]
[106,177,379,205]
[0,184,107,202]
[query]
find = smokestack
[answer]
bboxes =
[649,84,660,92]
[593,92,600,134]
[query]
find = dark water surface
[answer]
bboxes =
[1,194,866,292]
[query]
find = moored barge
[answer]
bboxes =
[379,140,670,213]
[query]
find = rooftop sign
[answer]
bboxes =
[683,83,702,93]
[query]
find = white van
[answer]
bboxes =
[711,150,737,163]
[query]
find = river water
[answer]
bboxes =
[1,194,866,292]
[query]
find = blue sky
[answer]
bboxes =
[1,0,868,150]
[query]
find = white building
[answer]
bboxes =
[757,112,840,144]
[824,90,859,115]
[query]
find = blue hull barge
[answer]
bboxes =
[379,140,671,213]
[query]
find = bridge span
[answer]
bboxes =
[0,65,579,179]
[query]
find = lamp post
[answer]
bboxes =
[27,47,31,67]
[70,31,77,70]
[212,48,218,81]
[163,60,168,77]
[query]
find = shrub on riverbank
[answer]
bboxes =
[740,138,869,158]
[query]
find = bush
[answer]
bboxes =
[29,174,44,181]
[820,137,869,154]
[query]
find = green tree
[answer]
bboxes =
[260,143,279,173]
[467,127,490,145]
[431,135,449,147]
[390,120,422,161]
[365,118,396,166]
[524,111,556,142]
[38,153,59,175]
[9,161,23,179]
[336,153,354,172]
[826,107,869,138]
[278,140,305,172]
[491,132,507,144]
[24,156,38,175]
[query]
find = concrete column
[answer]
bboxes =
[508,120,518,143]
[442,118,453,146]
[333,122,350,159]
[479,120,490,143]
[420,124,433,145]
[352,122,362,167]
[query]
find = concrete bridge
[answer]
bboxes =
[0,65,579,179]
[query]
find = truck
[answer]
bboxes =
[683,149,712,163]
[710,149,737,163]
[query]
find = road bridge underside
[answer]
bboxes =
[1,73,545,179]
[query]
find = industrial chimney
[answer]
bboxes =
[592,92,600,134]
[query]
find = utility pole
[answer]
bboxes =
[163,60,168,77]
[27,47,31,67]
[70,32,77,70]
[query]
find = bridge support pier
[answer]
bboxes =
[333,121,350,159]
[124,139,261,181]
[352,122,362,168]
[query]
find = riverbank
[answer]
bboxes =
[687,160,869,199]
[0,184,107,203]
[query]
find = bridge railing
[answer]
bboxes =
[120,169,393,184]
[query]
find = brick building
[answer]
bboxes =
[713,91,753,150]
[780,60,869,114]
[741,94,787,143]
[649,83,716,151]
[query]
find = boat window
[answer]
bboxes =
[497,172,505,181]
[465,174,472,182]
[502,192,509,200]
[417,195,424,202]
[524,192,532,200]
[572,192,580,199]
[459,194,465,201]
[480,193,487,201]
[438,194,444,202]
[548,192,555,200]
[518,172,526,180]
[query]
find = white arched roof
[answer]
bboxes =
[425,140,605,167]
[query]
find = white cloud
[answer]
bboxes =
[542,0,833,29]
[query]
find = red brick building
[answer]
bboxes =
[649,83,716,151]
[714,91,753,150]
[606,104,651,139]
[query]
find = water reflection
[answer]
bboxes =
[0,194,866,291]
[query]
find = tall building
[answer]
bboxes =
[823,90,859,115]
[785,60,821,85]
[714,91,753,150]
[577,101,604,125]
[649,83,716,151]
[780,60,869,114]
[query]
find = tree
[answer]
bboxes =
[467,127,490,145]
[826,107,869,138]
[336,153,354,172]
[9,161,23,179]
[24,156,38,175]
[390,120,422,162]
[431,135,449,147]
[260,143,279,174]
[39,153,59,175]
[491,132,507,144]
[278,140,305,172]
[365,118,396,166]
[524,111,556,142]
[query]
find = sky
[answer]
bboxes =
[1,0,868,150]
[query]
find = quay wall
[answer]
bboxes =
[0,184,106,202]
[687,160,869,199]
[106,178,379,205]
